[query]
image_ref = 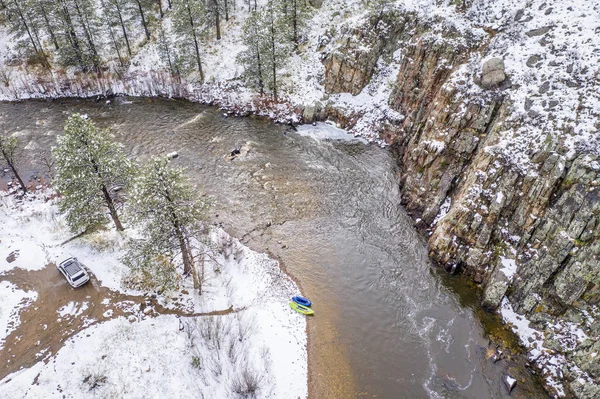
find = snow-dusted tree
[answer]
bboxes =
[368,0,395,17]
[282,0,311,49]
[3,0,50,68]
[172,0,206,80]
[205,0,224,40]
[237,10,265,95]
[102,0,133,58]
[124,155,210,292]
[0,135,27,193]
[239,1,291,100]
[157,23,181,80]
[53,114,134,233]
[132,0,151,41]
[53,0,99,70]
[71,0,102,69]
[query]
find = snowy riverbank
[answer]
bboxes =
[0,189,308,398]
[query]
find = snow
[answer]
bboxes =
[0,310,304,399]
[432,196,452,226]
[0,191,308,399]
[295,122,367,143]
[500,297,597,397]
[505,375,516,387]
[499,257,517,279]
[57,301,89,319]
[0,281,37,350]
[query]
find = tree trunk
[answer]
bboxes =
[157,0,163,18]
[101,184,124,231]
[73,0,100,68]
[1,149,27,193]
[114,0,132,56]
[186,2,204,81]
[11,0,39,53]
[293,0,298,48]
[255,43,263,95]
[135,0,151,40]
[41,6,60,50]
[212,0,221,40]
[165,189,194,278]
[59,0,84,66]
[224,0,229,21]
[91,157,124,231]
[270,13,277,101]
[108,22,124,67]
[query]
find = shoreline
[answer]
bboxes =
[0,187,309,398]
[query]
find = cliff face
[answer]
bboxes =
[320,1,600,397]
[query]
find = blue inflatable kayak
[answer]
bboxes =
[292,295,312,307]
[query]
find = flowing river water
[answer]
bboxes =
[0,98,547,399]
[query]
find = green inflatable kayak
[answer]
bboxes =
[289,301,314,315]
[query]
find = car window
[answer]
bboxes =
[72,273,85,281]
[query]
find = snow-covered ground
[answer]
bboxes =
[500,298,598,397]
[0,190,308,398]
[0,281,37,350]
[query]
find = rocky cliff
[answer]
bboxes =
[319,1,600,397]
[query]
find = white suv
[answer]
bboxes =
[57,257,90,288]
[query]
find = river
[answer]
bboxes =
[0,98,547,399]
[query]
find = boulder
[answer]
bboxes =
[481,57,506,88]
[309,0,323,7]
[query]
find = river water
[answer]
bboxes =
[0,98,547,399]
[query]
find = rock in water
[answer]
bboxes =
[504,375,517,393]
[481,57,506,88]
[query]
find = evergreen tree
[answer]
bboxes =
[124,155,210,292]
[172,0,206,80]
[53,114,134,233]
[239,1,290,100]
[53,0,92,69]
[237,10,265,95]
[132,0,151,41]
[283,0,311,49]
[71,0,101,69]
[205,0,223,40]
[0,135,27,193]
[103,0,133,57]
[4,0,50,68]
[157,23,180,79]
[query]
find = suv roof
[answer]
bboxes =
[61,258,83,276]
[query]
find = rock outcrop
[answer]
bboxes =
[481,57,506,88]
[319,1,600,398]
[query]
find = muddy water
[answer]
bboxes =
[0,98,547,399]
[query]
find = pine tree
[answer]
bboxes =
[53,0,92,69]
[205,0,223,40]
[172,0,206,80]
[53,114,134,233]
[157,23,180,79]
[284,0,311,49]
[132,0,151,41]
[124,155,210,292]
[4,0,50,68]
[239,1,291,100]
[102,0,133,58]
[0,135,27,193]
[237,10,265,95]
[71,0,102,69]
